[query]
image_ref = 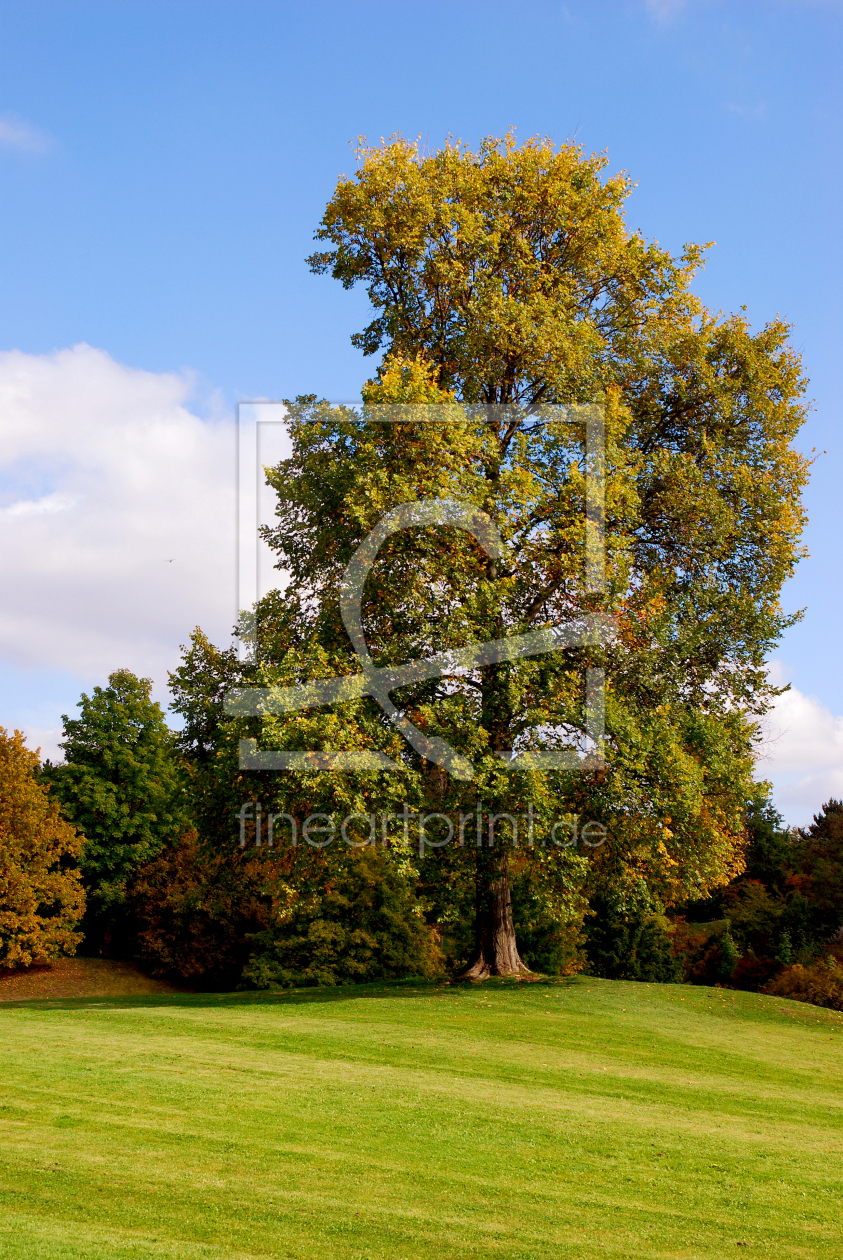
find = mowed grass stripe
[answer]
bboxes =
[0,977,841,1258]
[10,998,839,1118]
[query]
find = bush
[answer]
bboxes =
[131,830,444,991]
[494,868,583,976]
[584,897,682,983]
[0,728,85,969]
[730,954,782,990]
[241,847,444,989]
[129,830,269,988]
[720,929,741,978]
[672,918,725,982]
[765,957,843,1011]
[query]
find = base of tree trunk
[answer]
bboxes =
[458,849,532,979]
[459,951,532,980]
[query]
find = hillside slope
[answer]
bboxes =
[0,977,841,1258]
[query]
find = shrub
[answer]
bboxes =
[720,929,741,978]
[584,897,682,983]
[129,829,269,988]
[241,847,444,989]
[131,830,444,991]
[511,897,586,977]
[730,954,781,990]
[765,957,843,1011]
[0,728,85,969]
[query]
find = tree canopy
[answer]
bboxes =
[44,670,188,941]
[0,727,85,969]
[191,134,809,977]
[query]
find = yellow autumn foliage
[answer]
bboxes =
[0,728,85,969]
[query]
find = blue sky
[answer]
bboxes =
[0,0,840,819]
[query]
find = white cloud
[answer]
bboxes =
[17,725,65,765]
[0,344,237,703]
[758,662,843,827]
[0,113,52,152]
[0,492,76,519]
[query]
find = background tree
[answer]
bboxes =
[794,799,843,934]
[240,845,444,990]
[583,893,682,984]
[44,669,188,951]
[164,630,442,990]
[0,727,85,969]
[667,793,843,992]
[170,629,242,767]
[128,828,278,989]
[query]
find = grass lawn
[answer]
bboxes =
[0,976,841,1259]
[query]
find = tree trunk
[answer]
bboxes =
[461,478,531,980]
[460,848,531,978]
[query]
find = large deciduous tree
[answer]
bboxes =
[228,135,807,978]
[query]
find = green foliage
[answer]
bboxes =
[310,134,707,405]
[583,895,682,983]
[777,930,793,966]
[731,796,843,956]
[672,792,843,995]
[130,828,444,991]
[743,795,797,892]
[0,727,85,968]
[794,799,843,935]
[720,929,741,979]
[508,871,587,976]
[240,847,444,988]
[44,670,188,943]
[302,134,807,908]
[722,880,788,956]
[311,132,809,720]
[169,629,243,765]
[169,134,809,980]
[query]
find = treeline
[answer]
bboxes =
[1,660,841,1010]
[2,664,445,990]
[584,798,843,1008]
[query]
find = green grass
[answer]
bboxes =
[0,977,842,1259]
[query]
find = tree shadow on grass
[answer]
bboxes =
[0,972,580,1013]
